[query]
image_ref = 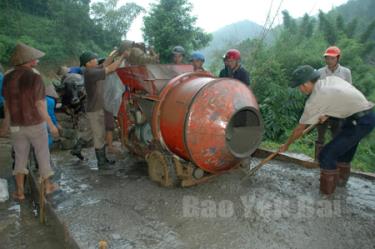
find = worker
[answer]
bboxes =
[219,54,231,78]
[190,51,206,72]
[315,46,353,160]
[221,49,250,86]
[0,43,60,200]
[30,84,60,170]
[79,49,128,169]
[172,45,185,65]
[98,58,119,155]
[319,46,352,83]
[45,84,60,148]
[279,65,374,195]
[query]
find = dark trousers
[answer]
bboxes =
[318,112,375,170]
[317,118,341,144]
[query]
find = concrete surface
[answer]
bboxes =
[44,147,375,249]
[0,138,65,249]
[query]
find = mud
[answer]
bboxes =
[1,136,375,249]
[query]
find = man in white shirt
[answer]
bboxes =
[315,46,353,161]
[279,65,374,195]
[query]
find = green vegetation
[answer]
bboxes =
[143,0,212,63]
[0,0,143,74]
[209,1,375,172]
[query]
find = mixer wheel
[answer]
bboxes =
[146,151,179,187]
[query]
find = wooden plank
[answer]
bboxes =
[253,148,319,169]
[252,148,375,180]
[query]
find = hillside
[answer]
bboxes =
[202,20,263,64]
[333,0,375,32]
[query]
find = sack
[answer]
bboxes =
[103,73,125,117]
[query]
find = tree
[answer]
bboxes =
[143,0,212,63]
[336,14,345,33]
[0,0,141,70]
[282,10,297,34]
[345,18,358,38]
[299,14,314,38]
[91,0,144,48]
[318,10,338,45]
[360,20,375,43]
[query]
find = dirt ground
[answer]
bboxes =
[41,146,375,249]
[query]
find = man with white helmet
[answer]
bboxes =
[172,45,185,65]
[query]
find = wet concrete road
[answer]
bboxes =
[46,147,375,249]
[1,135,375,249]
[0,139,65,249]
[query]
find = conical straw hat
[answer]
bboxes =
[10,42,45,66]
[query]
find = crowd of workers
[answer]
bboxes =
[0,40,373,200]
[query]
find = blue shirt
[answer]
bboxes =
[68,67,82,74]
[46,96,58,147]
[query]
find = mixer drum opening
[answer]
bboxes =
[226,107,263,158]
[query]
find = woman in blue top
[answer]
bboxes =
[45,84,59,147]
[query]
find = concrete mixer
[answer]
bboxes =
[116,64,263,187]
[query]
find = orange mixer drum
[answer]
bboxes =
[154,72,263,173]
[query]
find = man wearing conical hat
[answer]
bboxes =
[0,42,59,200]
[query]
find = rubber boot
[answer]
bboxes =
[337,162,351,187]
[95,147,114,170]
[314,141,324,162]
[320,169,338,195]
[103,145,115,165]
[70,138,85,160]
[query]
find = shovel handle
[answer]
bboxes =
[246,152,278,177]
[243,123,318,179]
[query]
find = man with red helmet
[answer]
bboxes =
[318,46,352,83]
[315,46,353,161]
[219,54,231,78]
[220,49,250,86]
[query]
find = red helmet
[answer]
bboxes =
[324,46,341,57]
[225,49,241,60]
